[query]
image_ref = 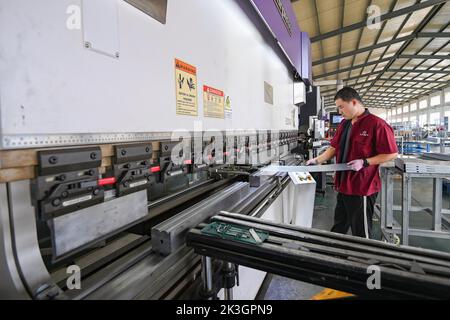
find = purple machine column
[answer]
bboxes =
[301,32,312,85]
[249,0,311,84]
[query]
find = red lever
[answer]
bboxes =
[98,177,117,186]
[150,166,161,173]
[184,159,192,165]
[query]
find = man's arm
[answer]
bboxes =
[307,147,336,165]
[366,153,398,166]
[347,153,398,171]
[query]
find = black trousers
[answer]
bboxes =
[331,193,378,239]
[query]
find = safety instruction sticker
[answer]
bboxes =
[203,85,224,119]
[175,59,198,116]
[225,95,232,119]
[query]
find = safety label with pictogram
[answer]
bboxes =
[175,58,198,116]
[203,85,224,119]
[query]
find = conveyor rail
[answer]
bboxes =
[186,212,450,299]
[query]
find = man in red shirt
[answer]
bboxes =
[307,87,398,239]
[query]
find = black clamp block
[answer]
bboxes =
[113,143,154,197]
[31,147,104,220]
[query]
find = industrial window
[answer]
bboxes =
[380,113,386,120]
[410,115,417,125]
[430,94,441,107]
[430,112,441,125]
[397,107,402,115]
[410,102,417,111]
[445,111,450,119]
[419,114,427,126]
[392,108,397,116]
[445,90,450,103]
[403,117,409,123]
[403,105,409,113]
[419,99,428,109]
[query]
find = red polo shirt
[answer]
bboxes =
[330,111,398,196]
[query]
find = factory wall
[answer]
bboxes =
[0,0,298,140]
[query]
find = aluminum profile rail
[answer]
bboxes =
[151,182,251,256]
[187,212,450,299]
[395,158,450,174]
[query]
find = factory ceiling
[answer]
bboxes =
[291,0,450,110]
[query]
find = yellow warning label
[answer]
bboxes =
[203,85,224,119]
[175,59,198,116]
[225,95,232,119]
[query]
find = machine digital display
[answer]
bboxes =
[331,114,344,124]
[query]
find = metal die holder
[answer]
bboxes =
[223,135,236,166]
[113,143,155,197]
[159,141,188,182]
[31,147,105,220]
[204,136,224,166]
[186,139,207,174]
[257,131,272,166]
[267,131,272,151]
[247,134,258,164]
[257,131,268,154]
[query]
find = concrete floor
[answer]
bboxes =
[261,174,450,300]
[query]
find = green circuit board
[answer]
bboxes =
[201,222,269,245]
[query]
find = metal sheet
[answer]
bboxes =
[8,181,58,299]
[85,245,196,300]
[260,163,352,174]
[0,183,29,299]
[52,190,148,258]
[124,0,168,24]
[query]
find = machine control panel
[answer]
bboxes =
[288,171,315,185]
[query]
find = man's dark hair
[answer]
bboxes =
[334,87,363,103]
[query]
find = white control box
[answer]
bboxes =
[285,172,316,228]
[288,172,316,185]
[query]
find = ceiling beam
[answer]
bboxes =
[417,32,450,38]
[314,57,392,79]
[360,78,450,84]
[313,35,415,66]
[337,0,346,82]
[385,69,450,74]
[368,84,433,90]
[355,0,413,101]
[360,3,446,99]
[398,54,450,60]
[396,21,450,85]
[310,0,448,43]
[312,0,326,76]
[319,79,448,95]
[313,34,447,67]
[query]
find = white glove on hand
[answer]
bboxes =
[306,158,319,166]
